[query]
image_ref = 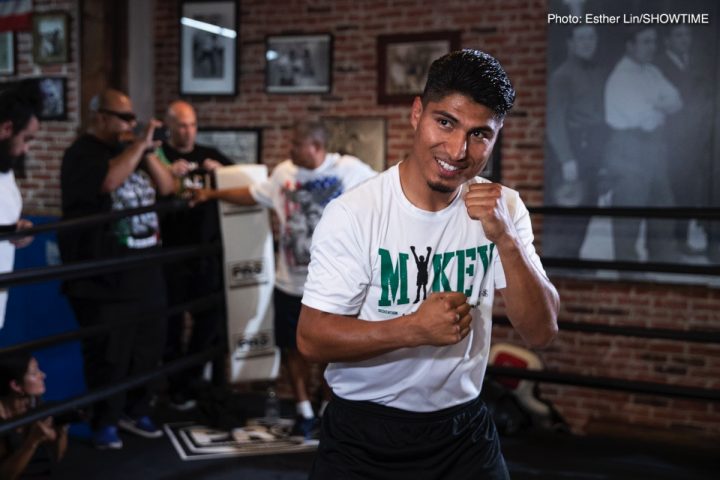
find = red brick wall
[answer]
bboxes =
[12,0,719,441]
[493,281,720,441]
[150,0,720,440]
[154,0,549,189]
[9,0,80,214]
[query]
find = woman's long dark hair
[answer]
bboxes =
[0,353,32,397]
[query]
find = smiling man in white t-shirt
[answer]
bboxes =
[298,50,560,480]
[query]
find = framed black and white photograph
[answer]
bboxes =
[322,117,386,172]
[377,31,460,105]
[32,12,69,64]
[196,127,261,164]
[266,34,332,94]
[37,77,67,121]
[180,0,238,96]
[0,32,15,75]
[543,0,720,286]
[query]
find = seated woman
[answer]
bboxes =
[0,353,68,479]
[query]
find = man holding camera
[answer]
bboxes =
[156,100,233,411]
[59,89,175,449]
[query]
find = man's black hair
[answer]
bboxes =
[421,49,515,118]
[0,79,43,133]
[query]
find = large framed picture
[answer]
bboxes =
[377,31,460,105]
[196,127,262,164]
[543,0,720,287]
[32,12,69,64]
[179,0,238,96]
[266,34,332,94]
[322,117,386,172]
[37,77,67,121]
[0,32,15,75]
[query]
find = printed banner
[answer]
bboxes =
[0,0,32,31]
[164,420,316,461]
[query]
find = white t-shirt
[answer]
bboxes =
[605,56,681,131]
[302,165,545,412]
[0,170,22,329]
[250,152,376,296]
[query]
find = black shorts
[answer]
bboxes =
[311,393,510,480]
[273,288,303,349]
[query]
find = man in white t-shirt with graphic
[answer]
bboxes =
[0,82,41,329]
[298,50,560,479]
[193,121,376,441]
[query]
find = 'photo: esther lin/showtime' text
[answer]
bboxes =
[548,12,710,25]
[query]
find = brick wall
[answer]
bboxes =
[157,0,719,441]
[493,280,720,441]
[12,0,719,441]
[155,0,549,192]
[9,0,80,214]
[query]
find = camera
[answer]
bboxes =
[53,408,88,425]
[152,126,168,142]
[132,124,168,143]
[184,167,209,190]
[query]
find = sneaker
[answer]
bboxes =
[289,416,320,445]
[118,415,164,439]
[169,392,197,412]
[92,425,123,450]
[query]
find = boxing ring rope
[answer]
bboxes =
[545,258,717,275]
[0,292,224,357]
[484,365,720,401]
[487,318,720,400]
[0,198,190,242]
[533,205,720,274]
[488,205,720,403]
[531,206,720,219]
[0,349,221,435]
[493,316,720,343]
[1,202,719,434]
[0,244,222,288]
[1,200,227,434]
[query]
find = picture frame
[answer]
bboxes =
[179,0,238,96]
[32,12,69,64]
[542,0,720,287]
[0,32,15,75]
[37,77,67,121]
[377,31,461,105]
[266,34,333,94]
[322,117,386,172]
[196,127,262,164]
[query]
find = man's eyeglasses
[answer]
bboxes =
[98,108,137,123]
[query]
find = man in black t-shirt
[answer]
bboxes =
[59,89,175,450]
[157,100,233,410]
